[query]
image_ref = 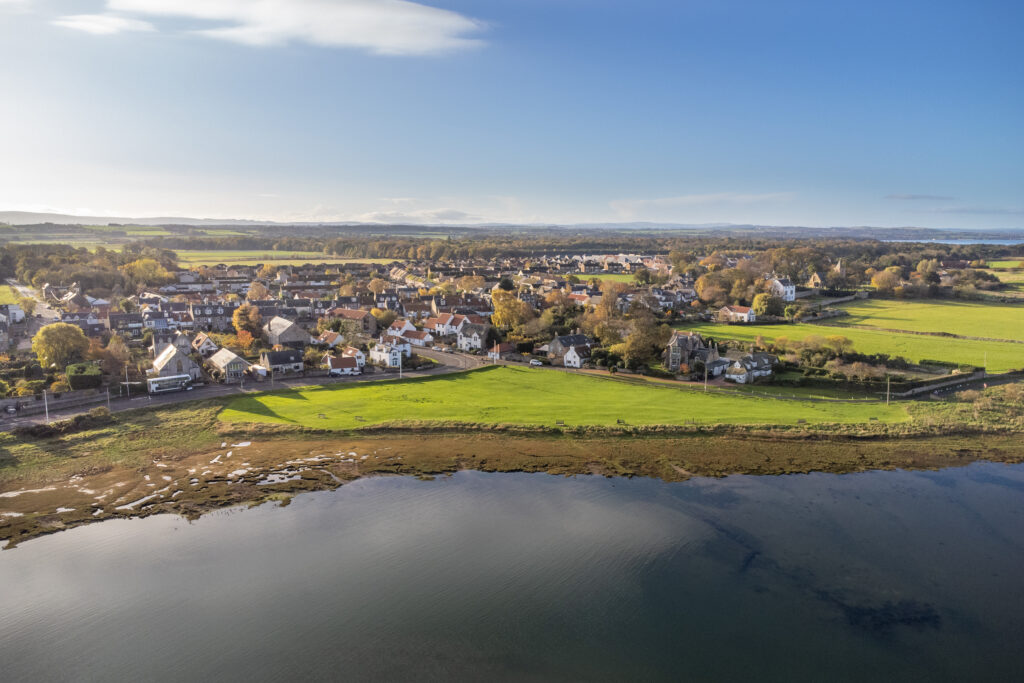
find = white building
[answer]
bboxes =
[769,277,796,302]
[370,344,403,368]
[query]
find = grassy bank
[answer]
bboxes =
[677,322,1024,372]
[218,366,912,430]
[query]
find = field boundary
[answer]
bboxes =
[807,321,1024,345]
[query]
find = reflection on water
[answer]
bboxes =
[2,463,1024,681]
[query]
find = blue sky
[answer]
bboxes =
[1,0,1021,228]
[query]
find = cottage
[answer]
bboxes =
[547,333,595,364]
[323,354,361,376]
[191,331,219,357]
[457,323,489,351]
[402,329,434,347]
[562,345,591,368]
[718,305,756,323]
[149,345,202,381]
[317,330,345,348]
[769,277,796,302]
[487,342,516,361]
[263,316,312,349]
[388,319,416,336]
[369,344,403,368]
[724,353,777,384]
[341,346,366,367]
[331,308,378,335]
[662,330,718,372]
[206,348,250,382]
[259,349,304,374]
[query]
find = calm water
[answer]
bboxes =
[2,464,1024,681]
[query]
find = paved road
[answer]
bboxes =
[0,345,492,431]
[5,278,60,350]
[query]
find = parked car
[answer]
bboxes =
[529,359,543,366]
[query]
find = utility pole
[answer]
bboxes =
[886,375,890,406]
[704,365,708,393]
[43,389,49,424]
[399,351,403,379]
[125,362,130,399]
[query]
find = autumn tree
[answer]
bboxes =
[247,281,271,300]
[31,323,90,369]
[370,307,398,328]
[871,270,901,293]
[120,258,174,289]
[491,290,535,330]
[18,297,36,316]
[233,303,263,338]
[368,278,388,296]
[236,330,256,353]
[456,275,485,292]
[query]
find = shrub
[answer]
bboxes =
[66,362,102,390]
[50,380,71,394]
[12,406,115,438]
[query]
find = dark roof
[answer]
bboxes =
[261,349,303,365]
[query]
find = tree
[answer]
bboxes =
[31,323,90,369]
[871,270,901,293]
[233,303,263,338]
[752,293,784,317]
[370,307,398,328]
[368,278,388,296]
[456,275,485,292]
[120,258,174,288]
[236,329,256,354]
[491,290,535,330]
[18,297,36,316]
[498,277,515,291]
[633,267,652,285]
[247,281,271,300]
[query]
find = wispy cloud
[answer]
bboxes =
[885,193,955,201]
[610,192,793,219]
[355,208,480,223]
[76,0,487,55]
[53,14,155,35]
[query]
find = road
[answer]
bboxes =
[5,278,60,350]
[0,345,492,431]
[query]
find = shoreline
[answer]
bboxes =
[3,428,1023,549]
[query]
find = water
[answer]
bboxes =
[2,464,1024,681]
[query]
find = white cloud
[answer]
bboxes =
[53,14,155,35]
[105,0,485,55]
[610,192,794,219]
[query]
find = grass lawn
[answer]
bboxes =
[218,366,910,430]
[986,270,1024,283]
[170,250,396,267]
[677,322,1024,373]
[578,273,638,283]
[831,299,1024,341]
[0,285,21,305]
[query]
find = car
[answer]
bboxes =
[529,359,543,366]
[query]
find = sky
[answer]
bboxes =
[1,0,1022,229]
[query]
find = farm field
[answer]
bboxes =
[986,260,1024,269]
[987,270,1024,283]
[831,299,1024,341]
[0,285,21,305]
[218,366,910,430]
[171,250,396,266]
[677,322,1024,373]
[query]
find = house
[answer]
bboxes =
[263,316,312,349]
[323,354,361,376]
[805,272,825,289]
[108,312,145,338]
[341,346,366,367]
[206,348,250,382]
[149,344,202,380]
[769,277,796,302]
[548,333,594,363]
[457,323,489,351]
[379,334,412,357]
[317,330,345,348]
[369,343,403,368]
[563,345,592,368]
[706,358,731,377]
[402,329,434,347]
[724,353,777,384]
[718,305,756,323]
[487,342,516,361]
[0,304,25,323]
[388,319,416,336]
[331,308,378,335]
[192,331,219,357]
[259,349,305,374]
[663,330,719,372]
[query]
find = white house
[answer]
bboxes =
[370,344,403,368]
[724,353,777,384]
[769,277,796,302]
[718,305,756,323]
[379,334,412,357]
[323,354,361,376]
[341,345,366,368]
[457,323,488,351]
[402,329,434,347]
[563,345,591,369]
[388,319,416,336]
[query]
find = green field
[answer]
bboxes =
[171,250,396,267]
[0,285,21,305]
[986,260,1024,269]
[677,322,1024,373]
[987,270,1024,283]
[581,273,638,283]
[832,299,1024,341]
[218,366,910,430]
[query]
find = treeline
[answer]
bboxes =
[0,244,176,294]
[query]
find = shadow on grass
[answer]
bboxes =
[226,398,299,423]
